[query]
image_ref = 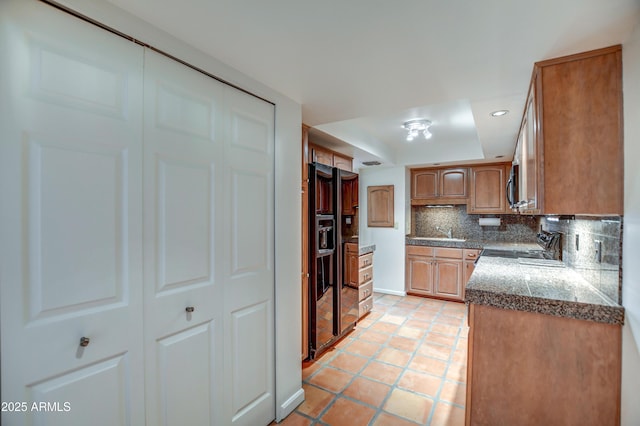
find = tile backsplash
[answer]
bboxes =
[541,216,622,304]
[413,205,539,243]
[412,206,623,304]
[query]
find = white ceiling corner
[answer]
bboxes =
[103,0,640,169]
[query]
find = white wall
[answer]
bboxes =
[622,16,640,426]
[359,166,407,296]
[53,0,303,421]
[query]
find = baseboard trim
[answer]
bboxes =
[276,387,305,423]
[373,288,406,297]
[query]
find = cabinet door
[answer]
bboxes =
[367,185,394,227]
[312,146,333,167]
[469,165,508,213]
[434,260,463,300]
[344,243,359,287]
[464,261,476,286]
[463,249,481,281]
[440,168,467,198]
[412,170,438,199]
[406,254,434,295]
[520,83,539,213]
[333,153,352,172]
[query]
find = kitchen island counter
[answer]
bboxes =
[465,256,623,325]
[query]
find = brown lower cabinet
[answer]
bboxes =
[345,243,374,318]
[466,303,621,426]
[406,246,479,302]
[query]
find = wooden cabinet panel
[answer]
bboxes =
[434,260,463,299]
[514,45,623,215]
[434,247,463,259]
[466,304,621,425]
[406,245,471,302]
[333,153,352,172]
[359,297,373,317]
[463,250,480,300]
[359,253,373,269]
[308,143,353,172]
[344,243,359,287]
[412,170,438,199]
[358,281,373,302]
[345,243,374,319]
[468,164,509,214]
[358,265,373,285]
[406,252,435,294]
[440,168,467,198]
[367,185,394,227]
[312,146,333,167]
[410,167,468,205]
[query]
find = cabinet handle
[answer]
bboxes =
[186,306,195,313]
[79,337,90,347]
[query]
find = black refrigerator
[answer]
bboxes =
[308,163,359,359]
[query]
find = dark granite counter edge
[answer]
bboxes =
[406,237,481,249]
[465,288,625,325]
[359,244,375,255]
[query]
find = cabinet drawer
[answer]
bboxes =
[434,247,463,259]
[359,296,373,318]
[359,265,373,284]
[463,249,481,261]
[345,242,359,254]
[359,281,373,302]
[406,245,434,257]
[359,253,373,269]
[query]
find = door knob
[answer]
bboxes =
[186,306,195,313]
[79,337,90,347]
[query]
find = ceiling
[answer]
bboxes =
[105,0,640,170]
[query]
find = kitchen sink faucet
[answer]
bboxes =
[436,226,453,239]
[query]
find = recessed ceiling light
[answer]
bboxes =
[490,110,509,117]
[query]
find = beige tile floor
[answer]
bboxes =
[278,293,469,426]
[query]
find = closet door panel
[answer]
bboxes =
[143,49,225,426]
[0,2,145,425]
[224,88,275,426]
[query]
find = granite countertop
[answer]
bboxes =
[359,244,375,255]
[405,236,542,252]
[466,256,624,325]
[344,237,376,255]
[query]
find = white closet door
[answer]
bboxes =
[223,87,275,426]
[142,49,226,426]
[0,2,145,425]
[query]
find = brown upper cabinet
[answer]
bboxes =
[367,185,394,227]
[411,167,468,205]
[333,154,353,172]
[308,142,353,172]
[468,163,510,214]
[514,45,623,215]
